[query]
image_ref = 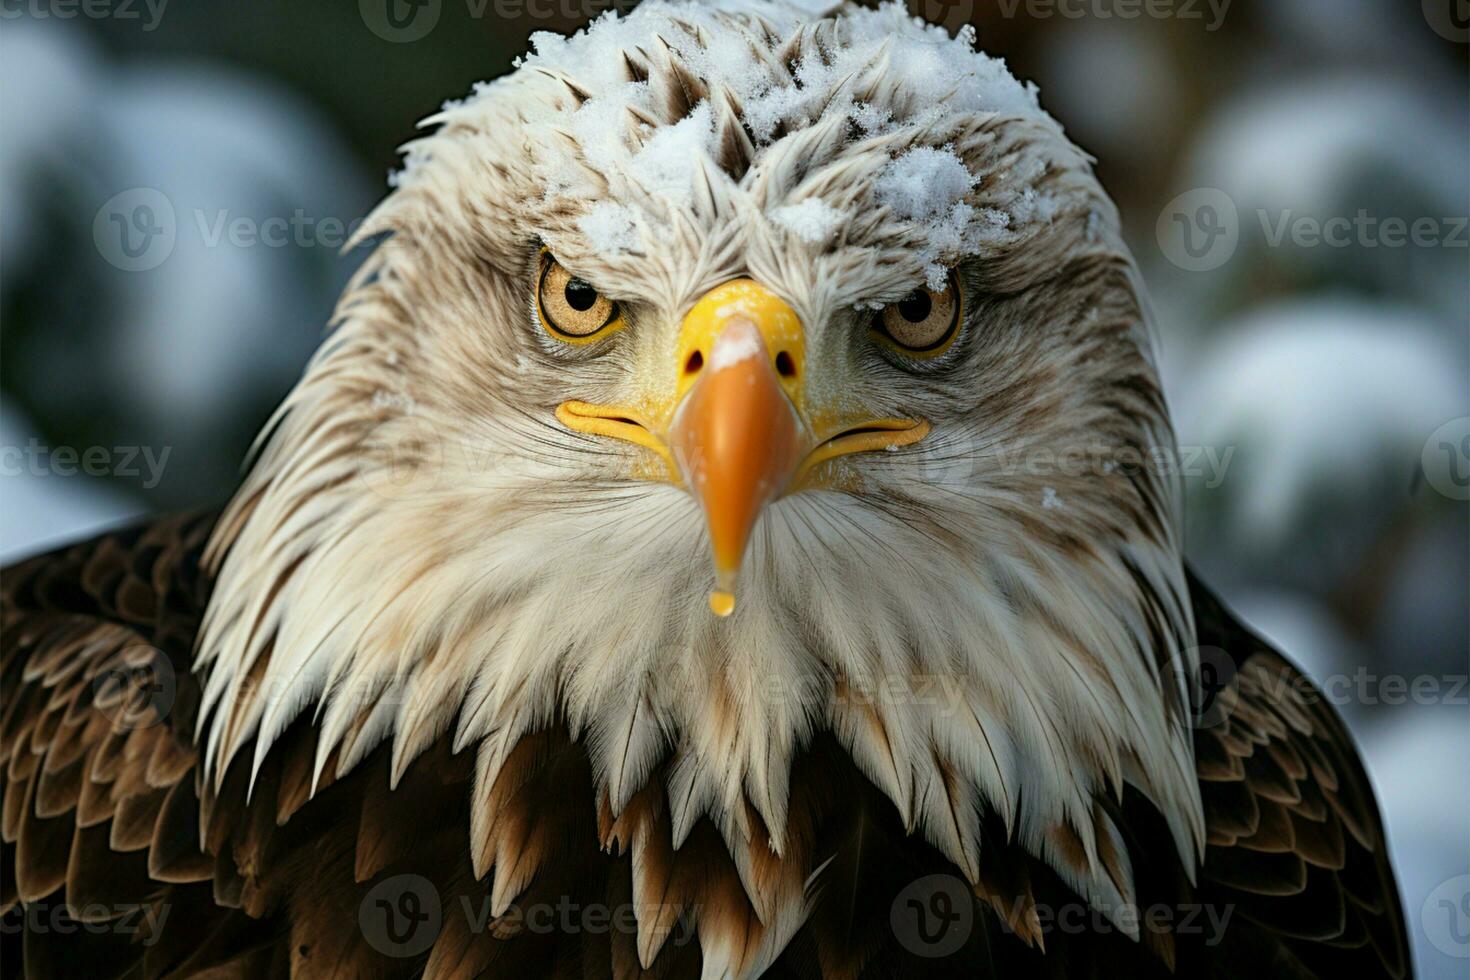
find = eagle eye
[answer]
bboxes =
[873,271,962,358]
[538,255,621,342]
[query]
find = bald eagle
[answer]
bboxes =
[0,2,1409,978]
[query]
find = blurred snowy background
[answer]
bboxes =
[1,0,1465,973]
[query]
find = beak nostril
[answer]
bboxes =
[684,350,704,375]
[774,351,796,378]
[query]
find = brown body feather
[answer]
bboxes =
[1,514,1409,978]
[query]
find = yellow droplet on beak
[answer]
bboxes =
[709,590,736,617]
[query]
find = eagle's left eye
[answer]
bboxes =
[538,256,621,342]
[872,272,962,358]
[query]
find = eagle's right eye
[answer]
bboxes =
[538,255,622,342]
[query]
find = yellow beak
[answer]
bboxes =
[669,283,805,616]
[558,279,929,617]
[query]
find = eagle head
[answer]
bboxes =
[198,0,1202,947]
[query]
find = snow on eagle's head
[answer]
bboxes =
[198,0,1202,946]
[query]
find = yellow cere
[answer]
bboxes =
[676,280,804,407]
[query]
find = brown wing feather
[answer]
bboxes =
[1188,569,1412,979]
[0,512,249,978]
